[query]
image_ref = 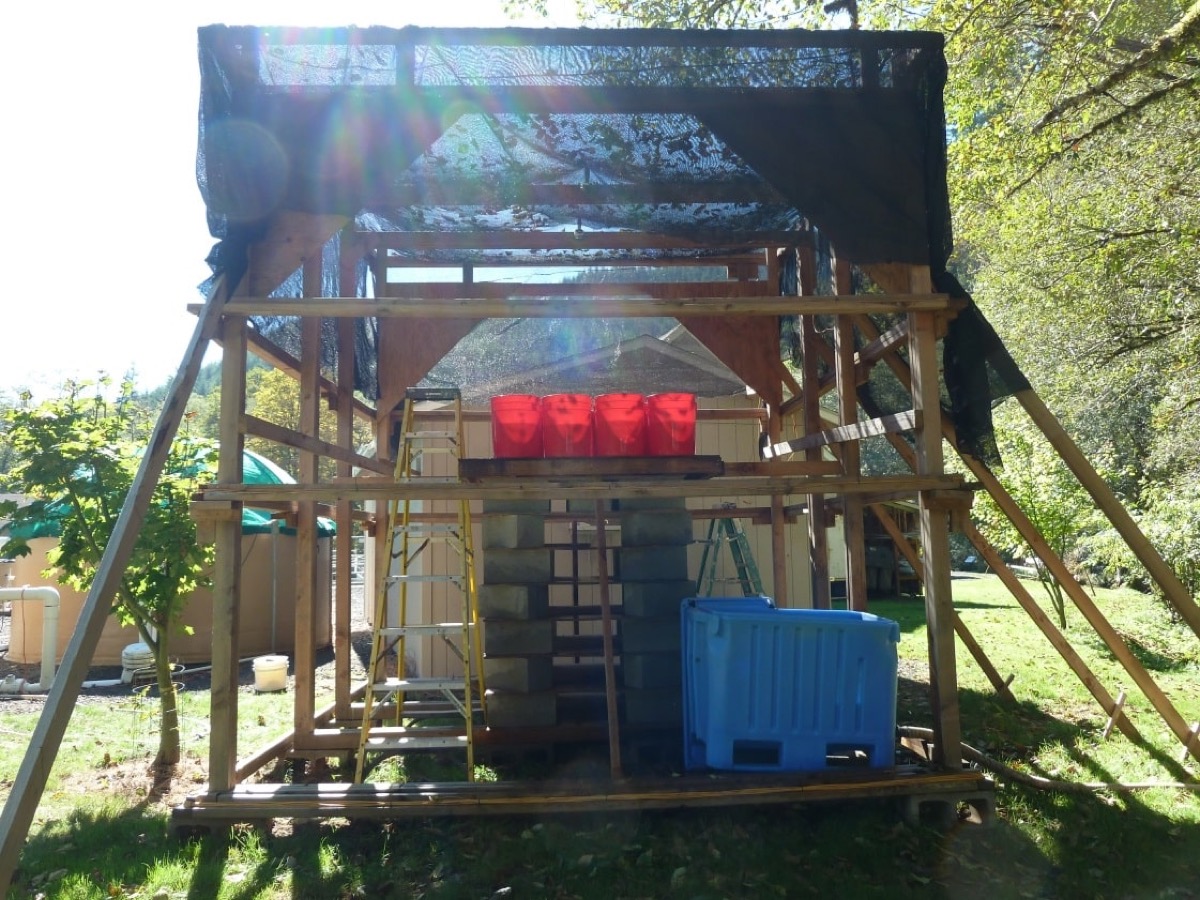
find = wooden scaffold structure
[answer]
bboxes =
[5,25,1200,877]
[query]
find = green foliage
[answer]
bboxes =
[971,404,1104,628]
[1,377,216,767]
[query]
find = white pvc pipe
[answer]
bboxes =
[0,586,59,693]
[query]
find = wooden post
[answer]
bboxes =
[594,500,623,778]
[908,266,962,769]
[0,275,231,890]
[833,255,867,611]
[869,503,1015,704]
[334,233,358,720]
[209,311,247,791]
[798,243,831,609]
[768,404,789,607]
[294,257,322,741]
[1017,388,1200,641]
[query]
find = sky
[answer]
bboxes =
[1,1,582,400]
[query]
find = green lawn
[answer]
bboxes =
[2,573,1198,899]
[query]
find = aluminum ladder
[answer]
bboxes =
[354,387,485,782]
[696,509,765,597]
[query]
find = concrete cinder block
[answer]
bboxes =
[622,580,696,618]
[485,690,558,728]
[620,509,694,547]
[483,499,551,515]
[483,514,545,550]
[484,656,555,693]
[484,619,554,656]
[477,584,549,620]
[617,545,689,582]
[622,653,682,688]
[482,547,554,584]
[623,686,683,726]
[621,616,682,654]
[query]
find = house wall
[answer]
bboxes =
[7,535,333,666]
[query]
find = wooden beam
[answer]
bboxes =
[869,503,1015,703]
[833,256,868,614]
[364,230,800,253]
[220,293,956,319]
[0,275,232,891]
[335,237,359,721]
[1017,388,1200,642]
[380,179,785,207]
[763,410,918,458]
[858,316,1148,747]
[962,521,1140,742]
[242,413,392,476]
[909,265,963,770]
[191,311,377,422]
[294,261,322,742]
[247,212,348,298]
[594,501,623,779]
[209,314,247,792]
[799,243,830,610]
[201,474,964,504]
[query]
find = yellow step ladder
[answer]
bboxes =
[354,387,486,782]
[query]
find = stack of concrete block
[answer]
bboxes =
[616,496,694,728]
[479,499,556,727]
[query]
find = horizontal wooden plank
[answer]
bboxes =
[459,456,724,481]
[218,295,956,319]
[198,473,963,503]
[764,410,919,458]
[172,769,990,823]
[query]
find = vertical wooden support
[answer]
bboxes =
[869,503,1015,704]
[798,243,831,609]
[768,405,789,607]
[594,500,623,778]
[295,256,322,739]
[209,311,247,791]
[0,276,231,890]
[833,255,867,611]
[334,233,358,720]
[908,266,962,769]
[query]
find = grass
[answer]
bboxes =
[1,573,1199,899]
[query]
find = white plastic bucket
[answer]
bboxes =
[253,654,289,692]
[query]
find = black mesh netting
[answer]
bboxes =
[196,25,1028,464]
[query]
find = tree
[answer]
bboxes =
[0,378,215,769]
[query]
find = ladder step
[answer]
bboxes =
[363,730,469,752]
[377,623,475,637]
[370,677,469,693]
[402,431,459,441]
[405,387,462,402]
[394,524,461,535]
[385,574,464,584]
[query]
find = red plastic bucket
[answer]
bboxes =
[647,392,697,455]
[594,393,647,456]
[541,393,594,457]
[490,395,543,458]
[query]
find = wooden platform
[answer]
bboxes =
[172,766,994,829]
[459,455,725,481]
